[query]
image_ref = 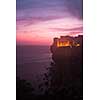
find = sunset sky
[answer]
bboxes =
[16,0,83,45]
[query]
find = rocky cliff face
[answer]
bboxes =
[49,35,83,99]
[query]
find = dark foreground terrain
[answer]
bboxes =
[17,36,83,100]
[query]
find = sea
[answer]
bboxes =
[16,45,52,89]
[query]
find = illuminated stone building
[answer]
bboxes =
[53,36,80,48]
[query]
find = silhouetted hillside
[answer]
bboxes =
[49,35,83,99]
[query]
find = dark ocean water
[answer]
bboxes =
[16,45,52,87]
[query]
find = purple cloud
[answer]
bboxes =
[17,0,83,21]
[50,26,83,32]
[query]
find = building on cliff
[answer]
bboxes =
[52,35,81,48]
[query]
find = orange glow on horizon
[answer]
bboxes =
[17,16,83,45]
